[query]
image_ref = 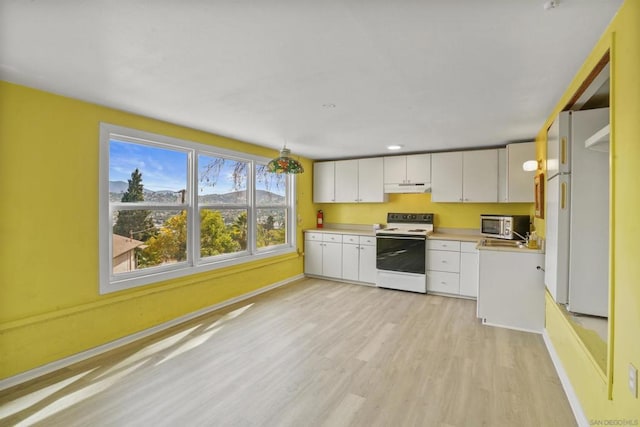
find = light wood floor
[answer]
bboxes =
[0,278,576,427]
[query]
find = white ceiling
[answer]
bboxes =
[0,0,622,160]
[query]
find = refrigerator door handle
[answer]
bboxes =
[561,181,567,210]
[561,136,567,166]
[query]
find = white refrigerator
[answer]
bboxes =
[545,108,609,317]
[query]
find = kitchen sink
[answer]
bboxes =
[480,239,526,248]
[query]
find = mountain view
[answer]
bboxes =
[109,181,284,205]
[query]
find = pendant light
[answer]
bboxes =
[267,145,304,174]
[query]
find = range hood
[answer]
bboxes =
[384,182,431,193]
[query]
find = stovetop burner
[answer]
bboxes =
[376,212,434,236]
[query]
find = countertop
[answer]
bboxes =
[428,232,481,243]
[303,227,377,237]
[303,226,544,253]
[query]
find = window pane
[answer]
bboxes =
[198,155,248,204]
[200,208,247,257]
[257,208,287,248]
[109,140,188,204]
[256,164,286,206]
[113,209,186,274]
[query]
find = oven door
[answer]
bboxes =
[376,234,426,274]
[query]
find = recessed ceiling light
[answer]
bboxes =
[322,103,336,108]
[387,145,403,151]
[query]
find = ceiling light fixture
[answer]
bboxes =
[267,146,304,174]
[543,0,559,10]
[387,145,403,151]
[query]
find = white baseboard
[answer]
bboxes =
[542,329,589,427]
[0,274,304,391]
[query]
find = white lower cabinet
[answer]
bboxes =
[459,242,479,297]
[478,249,545,332]
[304,233,343,279]
[341,234,376,284]
[427,239,478,298]
[305,232,376,284]
[358,236,377,284]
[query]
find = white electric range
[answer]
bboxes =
[375,213,434,293]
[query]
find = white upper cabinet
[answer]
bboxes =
[498,148,508,202]
[507,142,535,202]
[431,150,498,202]
[431,152,463,202]
[384,154,431,184]
[383,156,406,184]
[313,161,335,203]
[334,159,359,202]
[315,158,386,203]
[357,157,386,202]
[464,149,498,202]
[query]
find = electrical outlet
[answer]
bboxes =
[629,363,638,398]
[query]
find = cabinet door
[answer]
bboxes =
[334,159,359,202]
[342,244,360,281]
[383,156,407,183]
[322,241,343,279]
[463,149,498,202]
[406,154,431,183]
[498,148,508,203]
[304,240,323,276]
[427,250,460,273]
[427,271,460,294]
[358,244,377,284]
[358,157,385,202]
[313,162,335,203]
[507,142,535,202]
[431,152,463,202]
[460,251,479,297]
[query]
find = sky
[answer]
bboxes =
[109,139,283,195]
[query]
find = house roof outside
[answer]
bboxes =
[112,234,145,258]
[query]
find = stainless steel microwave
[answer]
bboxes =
[480,215,530,240]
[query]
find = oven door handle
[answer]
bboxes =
[376,235,426,241]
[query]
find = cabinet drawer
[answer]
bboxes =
[322,233,343,243]
[427,250,460,273]
[427,239,461,251]
[343,234,360,244]
[427,271,460,294]
[461,241,479,253]
[305,232,323,241]
[359,236,376,246]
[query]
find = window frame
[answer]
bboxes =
[99,123,297,294]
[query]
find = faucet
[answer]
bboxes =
[511,230,529,244]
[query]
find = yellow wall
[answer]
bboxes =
[0,81,315,379]
[537,0,640,419]
[319,194,532,230]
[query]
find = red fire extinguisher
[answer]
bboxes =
[317,210,324,228]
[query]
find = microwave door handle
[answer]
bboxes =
[500,220,506,236]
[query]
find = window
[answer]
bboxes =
[99,124,296,293]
